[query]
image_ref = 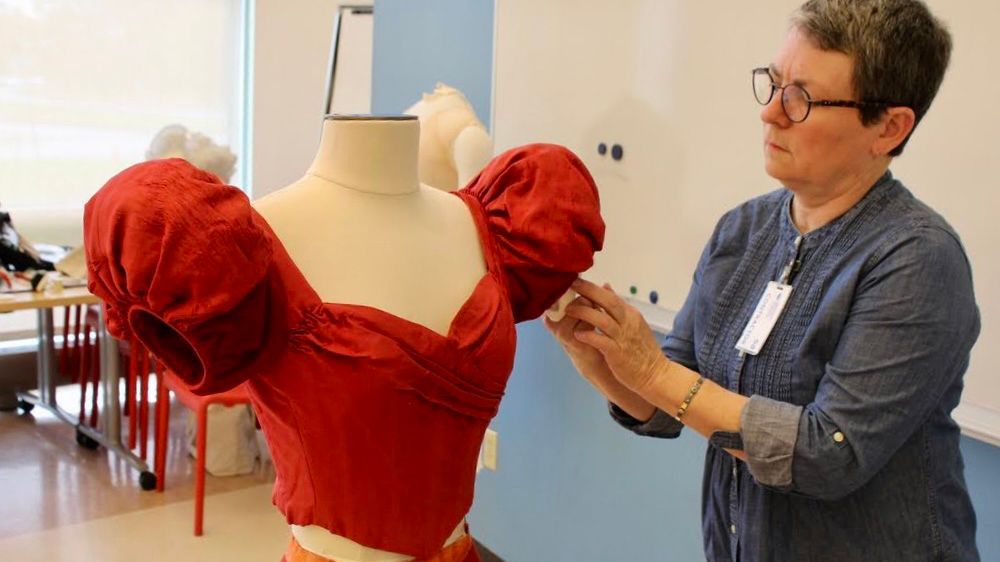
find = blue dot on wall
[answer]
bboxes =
[598,142,607,156]
[611,144,624,161]
[649,290,659,304]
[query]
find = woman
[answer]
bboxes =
[546,1,980,561]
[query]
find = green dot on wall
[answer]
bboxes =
[629,286,638,295]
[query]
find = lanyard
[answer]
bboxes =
[779,236,803,285]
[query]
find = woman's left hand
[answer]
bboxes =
[564,278,668,394]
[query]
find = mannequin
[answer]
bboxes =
[254,116,482,561]
[404,83,493,191]
[85,115,604,562]
[146,124,237,183]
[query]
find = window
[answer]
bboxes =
[0,0,247,211]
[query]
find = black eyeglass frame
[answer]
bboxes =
[751,67,899,123]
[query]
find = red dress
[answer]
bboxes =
[84,144,604,558]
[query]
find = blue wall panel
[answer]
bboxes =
[371,0,493,129]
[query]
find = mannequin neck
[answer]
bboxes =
[307,116,420,196]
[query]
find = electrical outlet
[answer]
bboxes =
[483,429,498,471]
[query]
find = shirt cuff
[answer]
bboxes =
[608,402,683,438]
[740,395,803,489]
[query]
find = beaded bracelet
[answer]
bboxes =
[674,376,705,421]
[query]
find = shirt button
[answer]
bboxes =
[833,431,845,443]
[730,524,737,535]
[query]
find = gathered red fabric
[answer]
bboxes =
[84,144,604,558]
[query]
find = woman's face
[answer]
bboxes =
[761,28,884,193]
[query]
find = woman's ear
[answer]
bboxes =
[872,106,916,156]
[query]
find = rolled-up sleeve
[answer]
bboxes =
[741,227,980,500]
[741,396,803,488]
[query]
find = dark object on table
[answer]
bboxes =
[0,208,55,272]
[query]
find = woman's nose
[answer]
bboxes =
[760,90,789,127]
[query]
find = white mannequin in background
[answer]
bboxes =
[404,83,493,191]
[252,115,483,562]
[146,124,237,183]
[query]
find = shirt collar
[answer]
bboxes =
[780,170,896,249]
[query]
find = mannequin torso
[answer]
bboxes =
[254,116,486,335]
[253,116,484,560]
[86,114,606,562]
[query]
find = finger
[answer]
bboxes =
[544,312,582,338]
[573,325,615,354]
[564,302,620,338]
[572,279,627,322]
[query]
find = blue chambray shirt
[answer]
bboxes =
[611,172,980,562]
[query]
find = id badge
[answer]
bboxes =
[735,281,793,355]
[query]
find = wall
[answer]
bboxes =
[249,0,358,197]
[369,2,1000,561]
[490,0,1000,443]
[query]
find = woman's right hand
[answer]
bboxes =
[544,292,658,422]
[544,294,607,371]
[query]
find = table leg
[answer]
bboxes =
[95,306,154,486]
[38,307,55,405]
[16,304,154,489]
[16,308,72,424]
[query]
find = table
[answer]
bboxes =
[0,286,156,489]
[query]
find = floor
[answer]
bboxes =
[0,384,505,562]
[0,384,285,561]
[0,485,287,562]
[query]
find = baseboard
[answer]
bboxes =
[954,402,1000,448]
[473,540,505,562]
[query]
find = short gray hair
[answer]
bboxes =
[792,0,951,155]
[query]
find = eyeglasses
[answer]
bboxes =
[752,67,894,123]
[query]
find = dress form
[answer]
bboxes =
[86,110,605,561]
[405,84,493,191]
[253,115,483,561]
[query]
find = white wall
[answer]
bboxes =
[494,0,801,314]
[493,0,1000,443]
[250,0,373,198]
[250,0,337,197]
[891,0,1000,443]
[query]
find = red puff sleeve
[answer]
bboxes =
[84,158,275,394]
[460,144,605,322]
